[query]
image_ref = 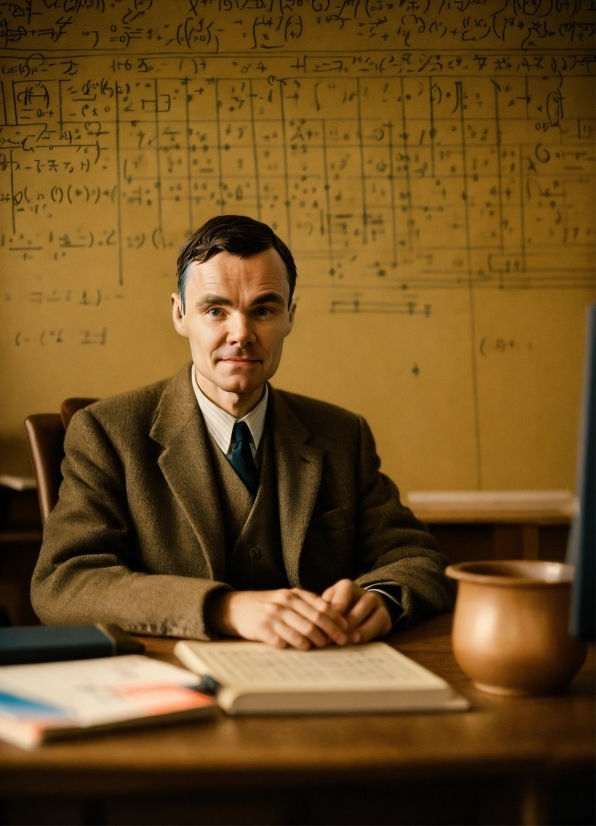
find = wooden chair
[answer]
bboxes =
[24,398,97,526]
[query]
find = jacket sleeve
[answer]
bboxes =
[352,415,456,626]
[30,411,230,640]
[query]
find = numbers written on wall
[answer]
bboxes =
[0,0,593,344]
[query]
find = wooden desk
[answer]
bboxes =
[0,614,593,826]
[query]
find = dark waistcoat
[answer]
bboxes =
[207,429,289,591]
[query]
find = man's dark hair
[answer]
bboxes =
[176,215,297,311]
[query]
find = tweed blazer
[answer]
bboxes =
[31,363,454,639]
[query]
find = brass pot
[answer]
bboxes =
[445,560,588,696]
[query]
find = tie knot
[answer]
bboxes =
[232,420,252,446]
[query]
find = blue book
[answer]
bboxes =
[0,625,144,665]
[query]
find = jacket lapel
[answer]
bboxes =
[150,364,225,581]
[270,389,322,587]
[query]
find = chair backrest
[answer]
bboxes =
[24,414,65,527]
[24,398,97,526]
[60,397,97,430]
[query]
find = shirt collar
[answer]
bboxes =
[191,366,268,455]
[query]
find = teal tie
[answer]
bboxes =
[229,421,259,496]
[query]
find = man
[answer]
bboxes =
[32,216,454,648]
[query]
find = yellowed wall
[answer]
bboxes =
[1,2,594,492]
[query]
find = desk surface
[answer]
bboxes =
[0,613,593,799]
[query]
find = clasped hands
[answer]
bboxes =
[207,579,392,650]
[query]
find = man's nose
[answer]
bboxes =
[226,312,255,347]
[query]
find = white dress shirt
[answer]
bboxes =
[191,367,268,463]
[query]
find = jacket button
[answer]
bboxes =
[249,547,261,560]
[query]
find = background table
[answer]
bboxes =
[0,613,593,826]
[407,490,576,565]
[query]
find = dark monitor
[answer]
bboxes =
[567,303,595,641]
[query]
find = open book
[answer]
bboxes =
[174,640,470,715]
[0,654,217,749]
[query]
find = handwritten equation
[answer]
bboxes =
[13,327,108,347]
[0,0,594,54]
[0,2,593,496]
[0,48,593,320]
[0,5,594,337]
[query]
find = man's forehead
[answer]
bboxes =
[186,249,289,294]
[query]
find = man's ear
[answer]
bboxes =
[171,293,189,338]
[286,301,297,335]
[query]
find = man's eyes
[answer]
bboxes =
[205,306,275,318]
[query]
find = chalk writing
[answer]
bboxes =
[479,336,533,357]
[0,2,594,53]
[1,52,593,299]
[0,1,594,489]
[14,326,107,346]
[330,297,432,315]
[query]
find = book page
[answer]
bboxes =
[180,642,446,691]
[0,655,204,725]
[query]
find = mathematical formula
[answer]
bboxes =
[0,1,594,54]
[0,1,594,496]
[1,51,593,315]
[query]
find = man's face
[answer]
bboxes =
[172,248,296,410]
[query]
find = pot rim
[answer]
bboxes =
[445,560,574,587]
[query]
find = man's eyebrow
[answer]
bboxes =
[195,294,233,308]
[250,292,286,307]
[195,292,286,309]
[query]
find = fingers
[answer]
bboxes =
[349,608,390,644]
[267,588,390,649]
[212,586,388,652]
[266,611,328,651]
[235,589,350,651]
[320,580,391,643]
[291,589,348,633]
[346,592,392,644]
[321,578,359,615]
[277,589,348,648]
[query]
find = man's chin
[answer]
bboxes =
[215,373,265,397]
